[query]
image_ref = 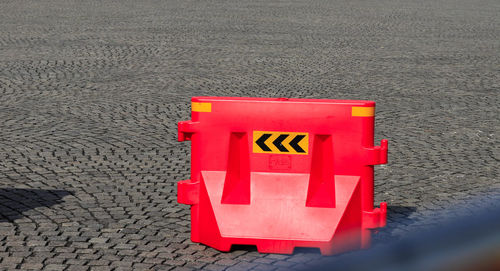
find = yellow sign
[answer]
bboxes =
[253,131,308,155]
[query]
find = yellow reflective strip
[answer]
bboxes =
[252,131,268,154]
[352,106,375,117]
[297,134,308,152]
[267,133,280,153]
[192,102,212,112]
[282,134,294,152]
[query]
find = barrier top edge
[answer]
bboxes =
[191,97,375,106]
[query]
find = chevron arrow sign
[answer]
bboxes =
[253,131,309,155]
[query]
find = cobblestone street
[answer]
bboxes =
[0,0,499,270]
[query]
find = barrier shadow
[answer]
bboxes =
[0,188,72,222]
[373,205,418,243]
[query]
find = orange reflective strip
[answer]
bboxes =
[352,106,374,117]
[192,102,212,112]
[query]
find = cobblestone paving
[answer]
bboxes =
[0,0,499,270]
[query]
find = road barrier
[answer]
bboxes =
[178,97,388,255]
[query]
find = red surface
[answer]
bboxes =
[178,97,388,255]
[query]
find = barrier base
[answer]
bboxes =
[181,172,384,255]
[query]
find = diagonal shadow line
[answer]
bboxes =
[0,188,73,222]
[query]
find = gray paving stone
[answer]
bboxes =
[43,264,67,271]
[20,263,44,270]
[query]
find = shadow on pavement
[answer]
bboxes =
[373,205,418,242]
[386,205,418,220]
[0,188,72,222]
[308,197,500,271]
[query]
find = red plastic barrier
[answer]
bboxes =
[178,97,388,255]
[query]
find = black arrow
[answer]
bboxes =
[273,134,289,152]
[256,133,272,151]
[289,135,306,153]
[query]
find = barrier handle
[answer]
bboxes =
[379,139,388,164]
[363,139,388,165]
[178,180,200,205]
[178,120,200,142]
[363,202,387,229]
